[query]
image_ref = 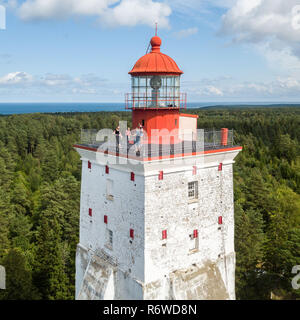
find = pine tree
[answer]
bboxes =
[36,176,79,297]
[33,214,71,300]
[0,248,39,300]
[235,203,265,299]
[41,148,60,183]
[0,190,10,259]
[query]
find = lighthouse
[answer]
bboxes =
[74,34,242,300]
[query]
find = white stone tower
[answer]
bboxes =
[74,34,242,300]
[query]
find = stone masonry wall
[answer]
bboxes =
[143,163,235,298]
[75,146,239,300]
[77,159,145,291]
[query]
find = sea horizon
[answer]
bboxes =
[0,101,300,115]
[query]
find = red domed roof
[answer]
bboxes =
[129,36,183,76]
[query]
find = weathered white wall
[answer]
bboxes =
[143,163,235,299]
[75,244,91,297]
[77,159,145,288]
[75,147,240,300]
[76,244,144,300]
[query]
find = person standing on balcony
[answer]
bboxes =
[140,127,144,140]
[113,126,122,148]
[134,126,141,153]
[126,127,131,148]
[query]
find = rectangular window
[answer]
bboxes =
[104,215,108,224]
[88,161,91,169]
[106,179,114,200]
[162,230,167,240]
[105,229,113,250]
[105,165,109,174]
[218,163,223,171]
[88,208,92,217]
[188,181,198,201]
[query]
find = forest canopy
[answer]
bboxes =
[0,107,299,300]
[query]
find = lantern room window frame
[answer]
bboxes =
[129,75,183,109]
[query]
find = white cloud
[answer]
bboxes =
[18,0,117,20]
[182,75,300,100]
[173,27,198,39]
[204,85,223,96]
[39,73,73,86]
[220,0,300,74]
[276,77,300,90]
[2,71,300,101]
[183,81,225,97]
[256,43,300,76]
[0,0,18,9]
[234,78,300,97]
[17,0,172,28]
[0,71,33,85]
[221,0,300,43]
[36,73,107,88]
[0,71,126,98]
[168,0,235,14]
[101,0,171,28]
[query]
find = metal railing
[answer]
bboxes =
[79,129,235,159]
[81,129,99,145]
[204,130,234,148]
[94,248,118,267]
[125,92,187,109]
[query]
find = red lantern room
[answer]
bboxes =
[126,33,195,141]
[128,35,184,109]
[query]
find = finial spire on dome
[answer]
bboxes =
[151,23,161,53]
[129,31,183,75]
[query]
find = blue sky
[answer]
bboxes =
[1,0,300,102]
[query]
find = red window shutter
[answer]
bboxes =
[193,229,198,238]
[130,229,134,239]
[193,166,197,175]
[159,171,164,180]
[218,163,223,171]
[89,208,92,217]
[218,216,223,225]
[131,172,135,181]
[162,230,167,240]
[105,165,109,174]
[104,215,108,224]
[88,161,91,169]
